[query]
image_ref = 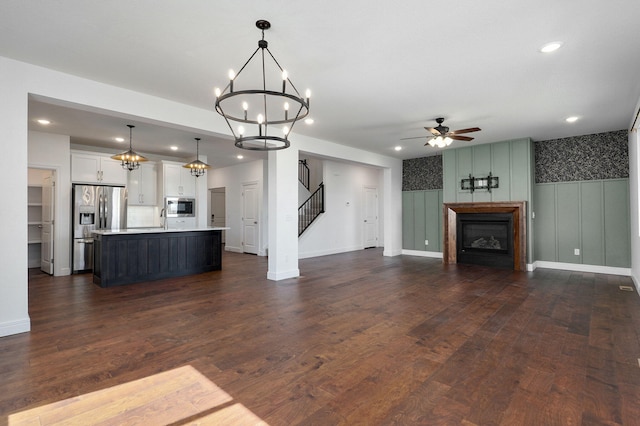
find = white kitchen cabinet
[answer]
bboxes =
[128,162,157,206]
[166,217,197,230]
[71,151,128,185]
[161,161,196,197]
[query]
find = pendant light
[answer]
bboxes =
[183,137,211,177]
[111,125,147,171]
[214,20,311,151]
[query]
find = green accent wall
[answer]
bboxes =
[401,132,631,269]
[442,138,534,263]
[442,138,533,204]
[532,179,630,267]
[402,190,443,252]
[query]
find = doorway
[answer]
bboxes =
[363,186,378,248]
[242,181,259,254]
[28,168,55,274]
[209,187,226,243]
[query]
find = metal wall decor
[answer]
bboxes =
[461,173,499,192]
[214,20,311,151]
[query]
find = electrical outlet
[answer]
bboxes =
[425,239,429,246]
[574,248,580,256]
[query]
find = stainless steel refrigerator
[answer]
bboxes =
[72,184,127,273]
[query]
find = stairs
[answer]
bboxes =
[298,182,324,236]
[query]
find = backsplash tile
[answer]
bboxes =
[402,155,443,191]
[127,205,160,228]
[535,130,628,183]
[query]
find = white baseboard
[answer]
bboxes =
[0,317,30,337]
[401,249,443,259]
[225,245,243,253]
[267,268,300,281]
[534,261,631,276]
[299,245,363,260]
[383,248,403,257]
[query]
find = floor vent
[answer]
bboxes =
[619,285,635,292]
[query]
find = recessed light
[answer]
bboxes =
[237,155,244,159]
[170,146,178,151]
[305,118,314,125]
[565,116,579,123]
[115,137,125,142]
[540,41,563,53]
[37,119,50,125]
[394,146,402,151]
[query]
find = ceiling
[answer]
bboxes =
[2,1,640,168]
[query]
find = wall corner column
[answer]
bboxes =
[267,146,300,280]
[383,164,403,256]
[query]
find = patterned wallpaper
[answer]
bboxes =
[534,130,629,183]
[402,130,629,190]
[402,155,443,191]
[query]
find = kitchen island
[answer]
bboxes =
[92,227,227,287]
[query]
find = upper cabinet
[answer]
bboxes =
[128,162,157,206]
[160,161,197,197]
[71,151,127,185]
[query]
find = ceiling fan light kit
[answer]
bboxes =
[402,117,481,149]
[214,20,311,151]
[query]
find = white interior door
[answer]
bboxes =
[242,182,259,254]
[210,188,226,243]
[363,186,378,248]
[41,174,55,274]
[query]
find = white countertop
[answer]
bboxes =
[92,227,229,236]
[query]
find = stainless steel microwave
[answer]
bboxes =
[165,197,195,217]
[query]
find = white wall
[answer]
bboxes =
[629,98,640,291]
[1,59,29,336]
[299,160,382,258]
[208,160,266,255]
[28,131,72,276]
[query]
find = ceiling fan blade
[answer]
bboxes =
[450,127,481,135]
[425,127,441,136]
[400,136,429,141]
[449,135,474,141]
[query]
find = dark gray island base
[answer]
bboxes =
[93,228,223,287]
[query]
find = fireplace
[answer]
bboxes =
[457,212,513,268]
[443,202,526,271]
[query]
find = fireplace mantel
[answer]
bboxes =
[443,201,527,271]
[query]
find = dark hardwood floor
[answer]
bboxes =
[3,250,640,425]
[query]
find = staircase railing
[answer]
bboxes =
[299,159,310,191]
[299,182,324,236]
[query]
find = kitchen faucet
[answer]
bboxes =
[160,208,168,230]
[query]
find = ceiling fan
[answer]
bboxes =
[402,117,481,148]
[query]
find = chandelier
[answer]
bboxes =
[214,20,310,151]
[183,137,211,177]
[111,125,148,171]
